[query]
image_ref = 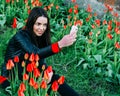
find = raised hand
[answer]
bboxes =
[58,25,78,48]
[70,25,78,34]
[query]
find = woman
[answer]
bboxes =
[0,7,79,96]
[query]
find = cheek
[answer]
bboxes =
[33,26,38,35]
[44,26,47,31]
[33,25,37,31]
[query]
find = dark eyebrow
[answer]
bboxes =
[35,22,47,25]
[44,23,47,25]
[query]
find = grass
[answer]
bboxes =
[46,52,120,96]
[0,26,16,64]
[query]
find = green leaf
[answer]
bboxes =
[0,14,6,26]
[83,63,89,69]
[116,74,120,84]
[93,55,102,64]
[5,86,12,95]
[106,64,113,77]
[76,58,85,67]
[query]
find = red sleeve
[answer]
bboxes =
[51,42,61,53]
[0,76,7,84]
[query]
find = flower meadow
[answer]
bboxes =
[4,53,65,96]
[0,0,120,95]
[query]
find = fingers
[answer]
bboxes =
[47,72,53,84]
[73,26,78,32]
[70,32,77,38]
[70,25,78,34]
[68,35,77,44]
[69,38,76,45]
[58,32,77,48]
[69,32,77,40]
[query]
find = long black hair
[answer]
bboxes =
[25,7,51,47]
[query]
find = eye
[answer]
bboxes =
[43,24,47,27]
[35,22,41,26]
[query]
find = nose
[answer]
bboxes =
[39,25,44,31]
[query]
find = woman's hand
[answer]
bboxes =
[47,71,53,84]
[58,25,78,48]
[70,25,78,34]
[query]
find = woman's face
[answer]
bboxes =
[33,16,48,36]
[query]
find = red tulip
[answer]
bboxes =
[35,54,39,61]
[33,82,39,90]
[29,53,35,62]
[23,73,29,80]
[107,33,112,40]
[44,70,49,80]
[18,90,25,96]
[68,8,72,13]
[58,76,65,85]
[19,82,26,92]
[33,68,40,78]
[24,53,29,60]
[86,4,92,13]
[12,18,17,28]
[6,0,10,3]
[115,42,120,49]
[6,59,14,70]
[14,56,19,63]
[26,63,34,72]
[46,66,53,73]
[71,0,76,3]
[40,80,47,89]
[29,78,35,86]
[51,81,59,92]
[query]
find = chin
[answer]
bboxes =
[36,34,43,36]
